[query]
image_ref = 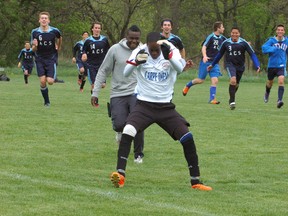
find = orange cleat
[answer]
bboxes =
[192,183,213,191]
[182,86,190,96]
[209,99,220,104]
[110,172,125,188]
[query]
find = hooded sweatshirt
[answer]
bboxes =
[92,38,140,98]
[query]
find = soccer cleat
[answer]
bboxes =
[209,99,220,104]
[229,102,236,110]
[134,155,143,164]
[44,103,50,107]
[182,86,190,96]
[110,172,125,188]
[277,100,284,109]
[192,183,213,191]
[79,88,84,93]
[264,93,269,103]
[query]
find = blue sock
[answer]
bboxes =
[210,86,216,101]
[186,81,193,88]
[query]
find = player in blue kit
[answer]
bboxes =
[17,41,35,84]
[82,22,110,93]
[262,24,288,109]
[31,11,62,107]
[208,27,260,110]
[183,21,226,104]
[72,31,89,92]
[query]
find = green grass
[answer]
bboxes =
[1,66,288,216]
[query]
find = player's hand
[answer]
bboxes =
[32,39,38,46]
[91,96,99,107]
[17,62,21,68]
[135,49,149,65]
[183,59,194,71]
[82,53,87,62]
[157,40,172,60]
[256,66,261,73]
[207,65,213,71]
[72,57,76,63]
[203,56,210,63]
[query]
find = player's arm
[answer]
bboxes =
[245,42,261,72]
[201,45,209,63]
[56,36,62,52]
[180,48,186,59]
[32,39,38,52]
[262,38,277,54]
[72,44,77,63]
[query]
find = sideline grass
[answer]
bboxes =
[0,67,288,216]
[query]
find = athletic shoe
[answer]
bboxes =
[44,103,50,107]
[110,172,125,188]
[54,78,65,83]
[264,93,269,103]
[209,99,220,104]
[134,155,143,164]
[277,100,284,109]
[192,183,213,191]
[182,86,190,96]
[79,88,84,93]
[101,83,106,88]
[229,102,236,110]
[78,79,82,86]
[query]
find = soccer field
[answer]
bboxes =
[0,68,288,216]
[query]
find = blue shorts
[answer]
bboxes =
[87,64,99,85]
[35,56,57,79]
[267,68,286,80]
[198,60,222,79]
[21,63,34,74]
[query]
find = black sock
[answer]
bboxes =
[266,85,271,94]
[80,79,86,89]
[278,86,284,101]
[24,75,28,84]
[40,86,50,104]
[117,134,134,176]
[78,74,82,80]
[229,84,236,103]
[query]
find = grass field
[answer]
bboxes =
[1,65,288,216]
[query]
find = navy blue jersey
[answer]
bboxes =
[18,48,35,65]
[202,33,227,61]
[73,40,84,61]
[161,33,184,51]
[82,35,110,67]
[212,37,260,68]
[31,26,61,58]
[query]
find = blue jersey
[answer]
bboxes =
[82,35,110,67]
[161,33,184,51]
[212,37,260,69]
[31,26,61,59]
[202,33,226,61]
[262,36,288,68]
[18,48,34,65]
[73,40,84,61]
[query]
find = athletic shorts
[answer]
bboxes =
[226,63,245,84]
[198,60,222,79]
[126,100,190,141]
[21,63,34,74]
[267,68,285,80]
[35,55,57,79]
[87,64,99,85]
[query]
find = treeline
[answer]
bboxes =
[1,0,287,70]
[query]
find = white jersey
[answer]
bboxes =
[124,42,185,103]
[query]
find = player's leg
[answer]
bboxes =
[208,64,221,104]
[226,65,237,109]
[264,68,275,103]
[277,73,285,108]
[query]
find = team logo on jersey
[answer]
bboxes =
[162,62,170,70]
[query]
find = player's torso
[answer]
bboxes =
[205,34,226,60]
[33,29,60,57]
[84,36,109,65]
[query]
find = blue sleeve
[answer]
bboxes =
[211,52,222,66]
[251,53,260,69]
[262,38,277,54]
[18,50,23,61]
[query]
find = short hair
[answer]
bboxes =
[231,26,240,33]
[24,41,30,44]
[39,11,50,19]
[127,25,141,34]
[213,21,223,31]
[91,21,102,32]
[276,24,285,29]
[146,32,161,43]
[82,31,89,36]
[161,18,173,27]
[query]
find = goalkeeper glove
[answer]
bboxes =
[157,40,173,60]
[135,49,149,65]
[91,96,99,107]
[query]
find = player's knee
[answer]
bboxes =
[179,132,193,144]
[122,124,137,137]
[79,68,85,73]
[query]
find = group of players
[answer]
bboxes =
[17,11,288,190]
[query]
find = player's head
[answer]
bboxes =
[82,31,89,40]
[231,27,240,42]
[213,21,224,34]
[38,11,50,27]
[24,41,31,49]
[126,25,141,50]
[161,18,173,35]
[147,32,161,59]
[276,24,285,38]
[91,22,102,36]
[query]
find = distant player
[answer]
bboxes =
[160,18,186,59]
[72,31,89,92]
[82,22,110,93]
[262,24,288,109]
[183,21,226,104]
[17,41,35,84]
[31,11,62,107]
[208,27,260,110]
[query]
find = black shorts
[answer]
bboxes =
[226,63,245,84]
[267,68,285,80]
[126,100,190,140]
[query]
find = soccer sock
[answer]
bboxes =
[186,81,193,88]
[133,131,144,158]
[80,79,86,89]
[24,75,28,84]
[235,84,239,93]
[40,86,50,104]
[278,86,284,101]
[266,85,271,94]
[210,86,216,101]
[229,84,236,103]
[117,134,133,177]
[180,132,200,179]
[78,74,82,80]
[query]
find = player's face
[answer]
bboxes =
[231,29,240,42]
[276,26,285,38]
[92,24,101,37]
[148,42,161,59]
[126,31,141,50]
[162,21,172,34]
[82,32,89,40]
[39,15,50,27]
[25,43,31,50]
[218,24,225,34]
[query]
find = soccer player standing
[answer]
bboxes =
[17,41,35,84]
[183,21,226,104]
[72,31,89,92]
[262,24,288,109]
[208,27,260,110]
[91,25,144,163]
[108,32,212,191]
[82,22,110,93]
[31,11,62,107]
